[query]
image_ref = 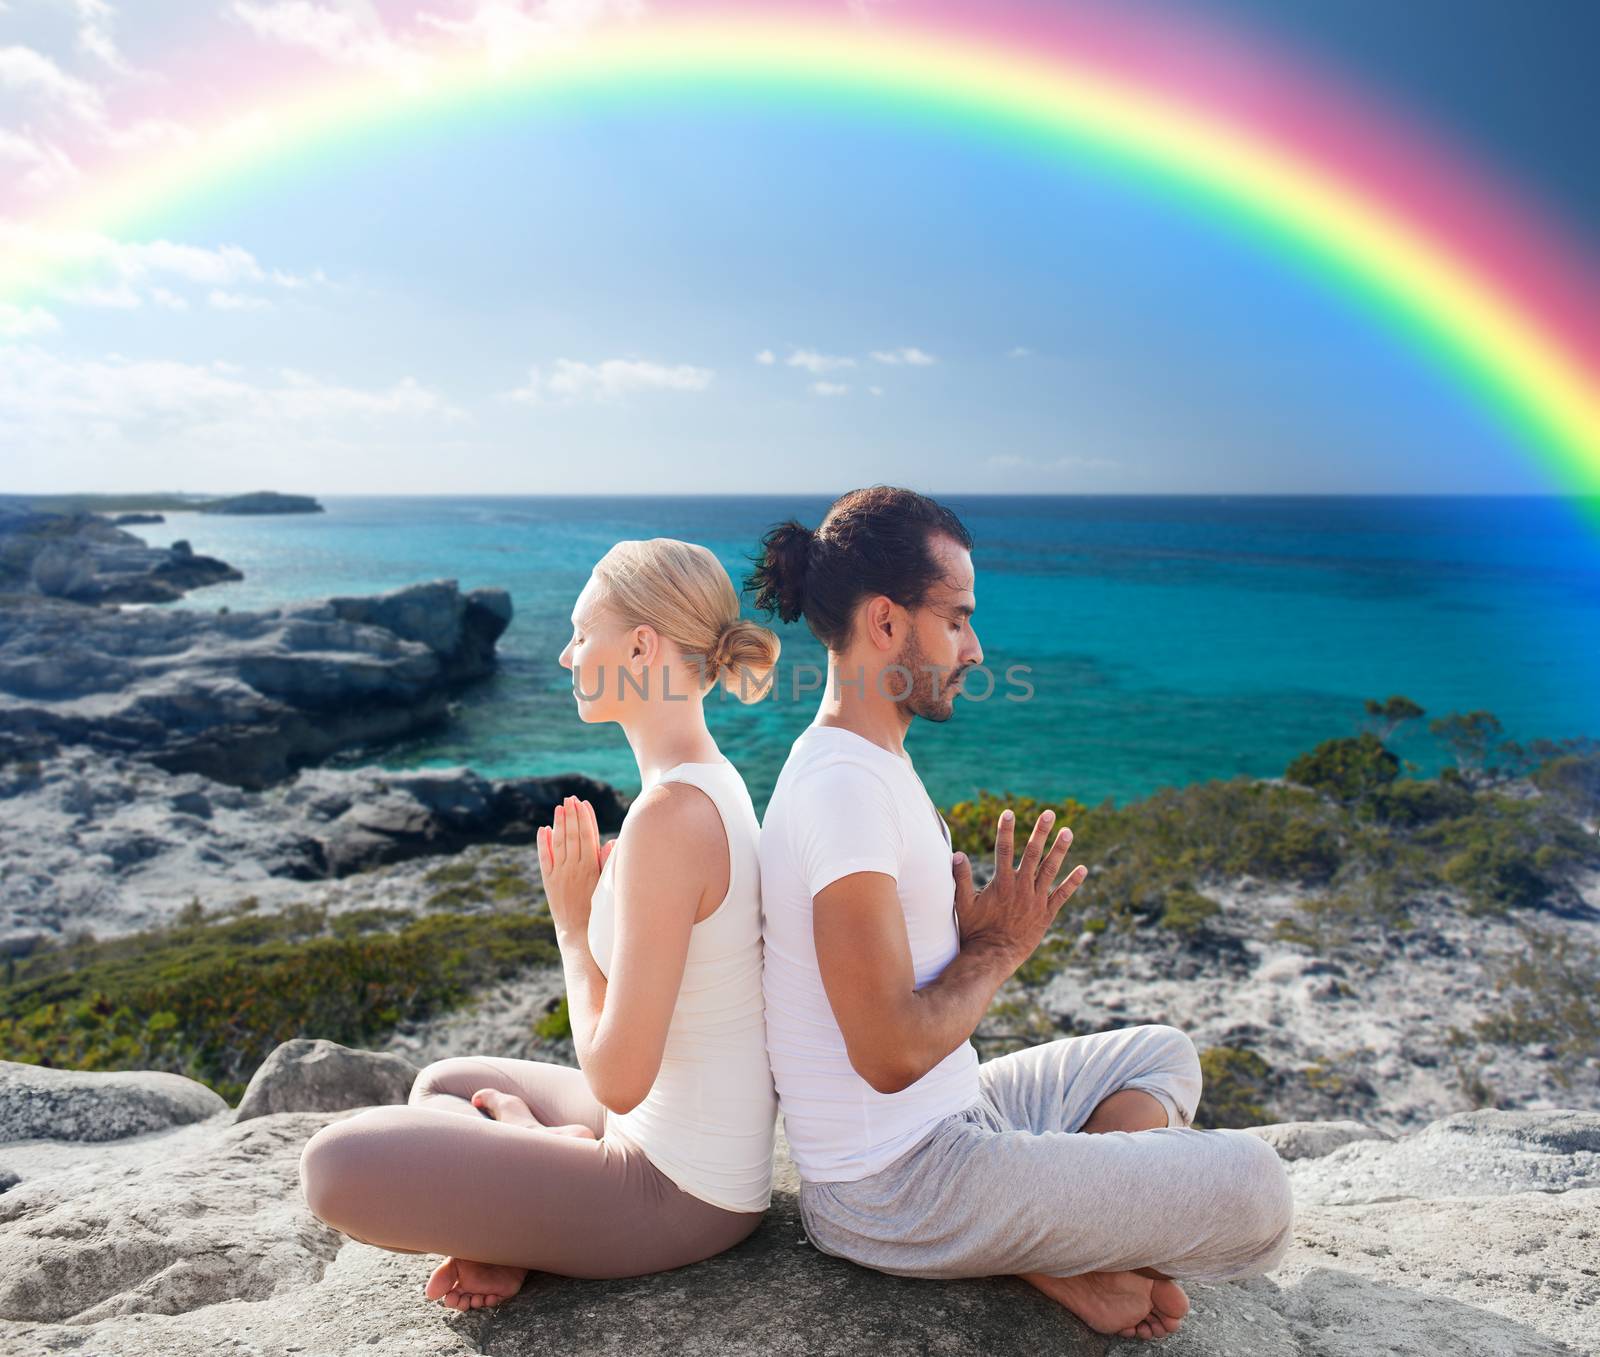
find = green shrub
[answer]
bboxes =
[1194,1046,1274,1128]
[1420,796,1590,914]
[1285,733,1400,804]
[0,902,560,1106]
[944,789,1089,859]
[1159,888,1221,934]
[1472,925,1599,1088]
[534,995,572,1041]
[1368,777,1476,828]
[1530,752,1600,819]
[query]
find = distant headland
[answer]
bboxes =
[15,491,325,516]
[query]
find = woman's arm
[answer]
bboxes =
[543,786,726,1115]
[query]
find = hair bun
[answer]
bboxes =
[744,518,816,625]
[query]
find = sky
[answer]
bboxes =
[1,0,1598,497]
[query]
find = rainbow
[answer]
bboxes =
[5,0,1600,498]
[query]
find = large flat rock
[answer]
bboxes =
[0,1094,1593,1356]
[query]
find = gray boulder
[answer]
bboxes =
[234,1040,420,1122]
[1288,1108,1600,1205]
[0,577,514,788]
[0,1060,228,1143]
[0,508,240,605]
[1245,1119,1392,1161]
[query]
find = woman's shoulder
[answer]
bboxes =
[617,775,730,857]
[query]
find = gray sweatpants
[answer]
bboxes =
[797,1024,1295,1283]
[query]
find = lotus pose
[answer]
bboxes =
[299,538,781,1310]
[748,486,1295,1342]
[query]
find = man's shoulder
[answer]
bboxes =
[778,745,902,805]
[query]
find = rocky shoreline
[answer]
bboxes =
[0,1048,1594,1355]
[0,508,622,954]
[1,506,1596,1354]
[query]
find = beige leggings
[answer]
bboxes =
[297,1054,765,1278]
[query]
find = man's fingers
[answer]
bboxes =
[1037,824,1074,891]
[1049,862,1089,910]
[950,850,974,902]
[992,809,1016,882]
[1018,808,1054,881]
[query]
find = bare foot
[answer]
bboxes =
[1021,1268,1189,1341]
[470,1088,596,1138]
[424,1255,529,1311]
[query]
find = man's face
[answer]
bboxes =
[894,535,983,723]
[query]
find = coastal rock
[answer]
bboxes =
[1245,1119,1393,1161]
[0,1092,1590,1355]
[110,513,165,526]
[0,751,627,945]
[195,491,323,515]
[0,1060,228,1143]
[1287,1108,1600,1205]
[234,1039,419,1122]
[0,577,514,787]
[0,506,240,605]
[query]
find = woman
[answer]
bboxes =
[298,537,782,1311]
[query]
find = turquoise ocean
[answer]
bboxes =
[124,495,1600,817]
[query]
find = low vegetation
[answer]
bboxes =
[0,887,560,1106]
[5,698,1595,1121]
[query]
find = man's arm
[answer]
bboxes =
[814,870,1014,1093]
[813,809,1083,1095]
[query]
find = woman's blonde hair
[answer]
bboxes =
[591,538,781,703]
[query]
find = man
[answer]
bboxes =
[747,485,1293,1342]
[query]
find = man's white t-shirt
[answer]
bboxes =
[759,721,983,1184]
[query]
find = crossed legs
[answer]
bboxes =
[297,1054,762,1297]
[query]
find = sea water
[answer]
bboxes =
[123,493,1600,815]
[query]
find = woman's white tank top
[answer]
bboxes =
[585,757,777,1213]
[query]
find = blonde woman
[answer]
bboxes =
[299,538,781,1310]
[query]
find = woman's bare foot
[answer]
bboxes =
[1020,1268,1189,1340]
[470,1088,596,1138]
[424,1255,529,1311]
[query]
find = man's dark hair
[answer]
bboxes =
[744,485,973,651]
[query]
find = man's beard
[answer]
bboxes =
[895,628,963,723]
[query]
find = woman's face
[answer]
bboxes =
[558,575,639,723]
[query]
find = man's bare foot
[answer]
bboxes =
[1020,1268,1189,1341]
[470,1088,596,1138]
[424,1255,529,1311]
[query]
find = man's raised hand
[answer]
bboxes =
[951,806,1087,970]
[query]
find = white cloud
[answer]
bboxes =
[0,344,465,448]
[0,221,330,312]
[0,304,61,338]
[0,128,78,195]
[810,381,850,397]
[754,348,775,365]
[228,1,645,81]
[786,348,855,375]
[228,2,428,77]
[504,356,714,404]
[868,385,883,396]
[869,346,936,366]
[64,0,134,75]
[417,1,647,71]
[1008,345,1033,358]
[0,43,105,122]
